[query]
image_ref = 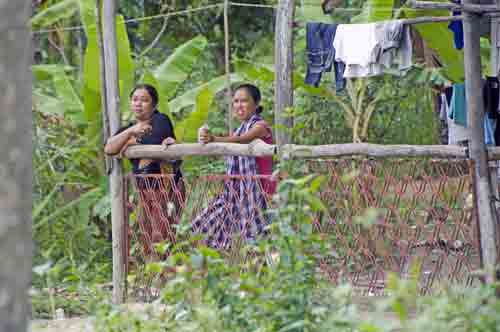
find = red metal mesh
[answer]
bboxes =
[124,158,481,298]
[124,173,273,299]
[308,158,480,295]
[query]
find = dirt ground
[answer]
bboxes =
[30,298,404,332]
[31,318,92,332]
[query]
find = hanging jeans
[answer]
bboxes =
[305,22,345,91]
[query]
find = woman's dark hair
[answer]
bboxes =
[234,83,264,114]
[130,84,159,108]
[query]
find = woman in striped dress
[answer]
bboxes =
[193,84,276,250]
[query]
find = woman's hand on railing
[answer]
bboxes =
[162,137,176,149]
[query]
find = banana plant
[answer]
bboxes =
[31,0,80,28]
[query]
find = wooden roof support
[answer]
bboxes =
[102,0,126,304]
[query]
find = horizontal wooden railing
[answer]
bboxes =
[122,139,500,161]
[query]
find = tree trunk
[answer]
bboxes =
[0,1,33,330]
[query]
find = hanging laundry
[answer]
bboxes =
[376,21,412,72]
[333,21,412,78]
[483,76,500,146]
[448,11,464,50]
[439,92,451,121]
[447,82,497,146]
[485,117,496,146]
[304,22,346,91]
[449,83,467,126]
[484,76,499,117]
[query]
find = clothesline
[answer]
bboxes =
[32,1,279,35]
[32,1,465,35]
[33,3,225,34]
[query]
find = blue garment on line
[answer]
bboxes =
[448,83,496,146]
[448,11,464,50]
[449,83,467,126]
[304,22,345,91]
[485,117,496,146]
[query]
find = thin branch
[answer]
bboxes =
[139,16,169,57]
[47,32,69,66]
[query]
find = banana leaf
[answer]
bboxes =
[175,87,214,143]
[32,65,84,122]
[351,0,395,22]
[153,35,208,101]
[401,8,464,82]
[79,0,135,138]
[31,0,79,27]
[168,73,244,116]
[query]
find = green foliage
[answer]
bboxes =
[91,170,500,331]
[79,0,135,136]
[398,6,464,82]
[153,35,208,101]
[33,64,84,123]
[351,0,395,23]
[31,0,79,28]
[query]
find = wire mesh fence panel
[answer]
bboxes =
[124,157,481,299]
[306,158,480,295]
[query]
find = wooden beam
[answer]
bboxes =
[123,140,276,159]
[274,0,295,147]
[122,142,500,159]
[102,0,126,304]
[399,15,464,25]
[463,1,499,283]
[283,143,468,159]
[410,0,500,13]
[122,141,500,160]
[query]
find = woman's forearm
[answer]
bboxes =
[104,129,134,155]
[211,124,267,144]
[212,135,244,144]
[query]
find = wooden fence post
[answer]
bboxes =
[224,0,233,134]
[463,0,499,283]
[274,0,295,147]
[102,0,126,303]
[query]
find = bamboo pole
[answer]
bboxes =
[124,140,276,159]
[462,1,499,283]
[122,141,500,160]
[224,0,233,133]
[96,0,112,175]
[274,0,294,147]
[490,2,500,229]
[398,15,464,24]
[102,0,126,303]
[410,0,500,13]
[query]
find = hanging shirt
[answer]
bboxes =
[376,21,413,73]
[333,21,412,78]
[333,23,380,78]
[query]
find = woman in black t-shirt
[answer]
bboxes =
[105,84,183,258]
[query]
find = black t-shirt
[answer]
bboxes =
[117,111,182,177]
